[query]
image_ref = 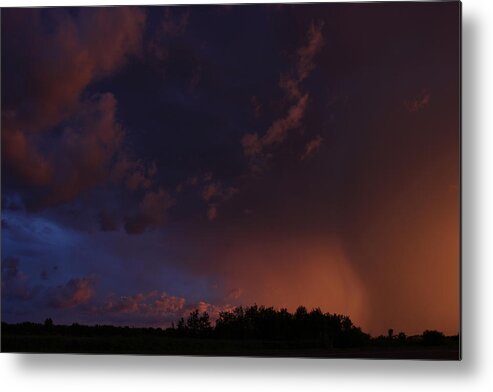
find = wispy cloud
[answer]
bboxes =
[300,135,323,161]
[241,21,324,169]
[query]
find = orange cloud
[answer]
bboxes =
[2,8,146,208]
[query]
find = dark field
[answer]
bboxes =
[1,323,460,359]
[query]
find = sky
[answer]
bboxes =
[1,2,460,336]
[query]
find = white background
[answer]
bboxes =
[0,0,491,390]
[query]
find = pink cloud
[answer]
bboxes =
[46,277,95,309]
[102,291,186,317]
[192,301,235,321]
[95,290,234,326]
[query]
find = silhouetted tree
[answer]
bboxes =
[213,305,369,348]
[198,312,212,337]
[176,317,186,336]
[186,309,201,335]
[422,330,445,346]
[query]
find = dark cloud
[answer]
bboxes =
[160,8,190,36]
[39,93,123,208]
[98,211,119,232]
[112,156,157,192]
[2,7,145,133]
[2,8,147,212]
[251,96,262,118]
[1,257,35,300]
[124,189,175,234]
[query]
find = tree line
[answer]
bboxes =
[171,305,369,348]
[2,305,457,349]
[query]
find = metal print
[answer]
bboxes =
[1,2,460,359]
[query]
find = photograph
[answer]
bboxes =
[1,1,460,359]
